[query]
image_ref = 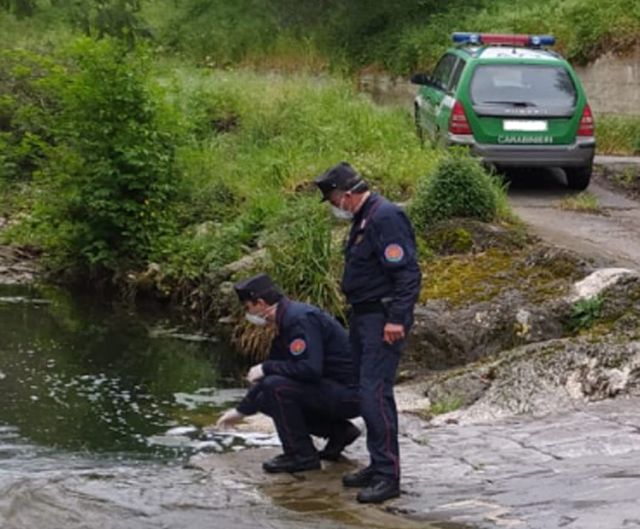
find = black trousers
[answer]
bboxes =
[253,375,360,456]
[349,311,410,481]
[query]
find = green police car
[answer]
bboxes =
[412,33,595,190]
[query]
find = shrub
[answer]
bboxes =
[0,49,63,182]
[30,38,177,276]
[408,149,510,232]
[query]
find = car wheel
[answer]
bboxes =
[565,166,592,191]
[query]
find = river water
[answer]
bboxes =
[0,283,466,529]
[0,283,264,529]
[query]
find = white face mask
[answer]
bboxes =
[331,205,353,220]
[331,196,353,220]
[245,312,268,326]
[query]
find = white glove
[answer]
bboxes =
[247,363,265,384]
[215,408,245,430]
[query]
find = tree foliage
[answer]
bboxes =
[0,0,37,19]
[67,0,149,46]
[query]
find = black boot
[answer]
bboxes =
[319,422,361,461]
[342,465,376,488]
[356,477,400,504]
[262,453,321,474]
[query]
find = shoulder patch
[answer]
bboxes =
[384,243,405,263]
[289,338,307,356]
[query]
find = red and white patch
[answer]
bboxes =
[289,338,307,356]
[384,243,405,263]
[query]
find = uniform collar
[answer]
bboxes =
[275,297,291,333]
[353,193,379,225]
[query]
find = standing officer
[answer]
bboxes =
[215,273,361,473]
[315,162,421,503]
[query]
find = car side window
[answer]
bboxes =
[448,58,466,93]
[432,54,457,92]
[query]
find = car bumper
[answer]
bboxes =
[447,135,596,168]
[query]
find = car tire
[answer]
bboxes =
[565,166,592,191]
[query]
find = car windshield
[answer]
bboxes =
[470,64,577,107]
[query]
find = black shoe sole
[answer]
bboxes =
[342,472,375,488]
[356,488,400,504]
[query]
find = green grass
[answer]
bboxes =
[557,192,602,214]
[0,8,73,51]
[430,396,464,415]
[152,66,436,307]
[596,115,640,156]
[569,295,604,332]
[611,166,639,189]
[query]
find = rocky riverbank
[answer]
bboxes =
[192,257,640,528]
[4,203,640,528]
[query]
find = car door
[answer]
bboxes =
[422,53,458,142]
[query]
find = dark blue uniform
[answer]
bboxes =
[343,193,421,481]
[236,298,359,456]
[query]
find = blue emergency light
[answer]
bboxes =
[452,32,556,47]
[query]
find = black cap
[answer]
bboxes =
[314,162,363,202]
[233,273,276,302]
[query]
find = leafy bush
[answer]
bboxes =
[29,38,177,276]
[0,49,63,182]
[409,149,510,232]
[66,0,150,47]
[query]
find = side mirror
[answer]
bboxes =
[410,73,432,86]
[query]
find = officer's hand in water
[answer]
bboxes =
[215,408,245,430]
[383,323,405,345]
[247,363,265,384]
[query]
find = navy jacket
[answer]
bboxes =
[236,298,356,415]
[342,193,421,325]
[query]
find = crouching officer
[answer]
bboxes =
[216,273,361,473]
[315,162,421,503]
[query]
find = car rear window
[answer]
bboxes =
[470,65,577,108]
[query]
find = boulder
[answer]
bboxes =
[408,292,570,369]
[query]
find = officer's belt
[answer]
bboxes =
[350,301,386,315]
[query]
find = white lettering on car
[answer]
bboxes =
[497,136,554,144]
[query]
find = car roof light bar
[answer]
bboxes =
[452,32,556,48]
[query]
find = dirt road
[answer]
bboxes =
[508,160,640,270]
